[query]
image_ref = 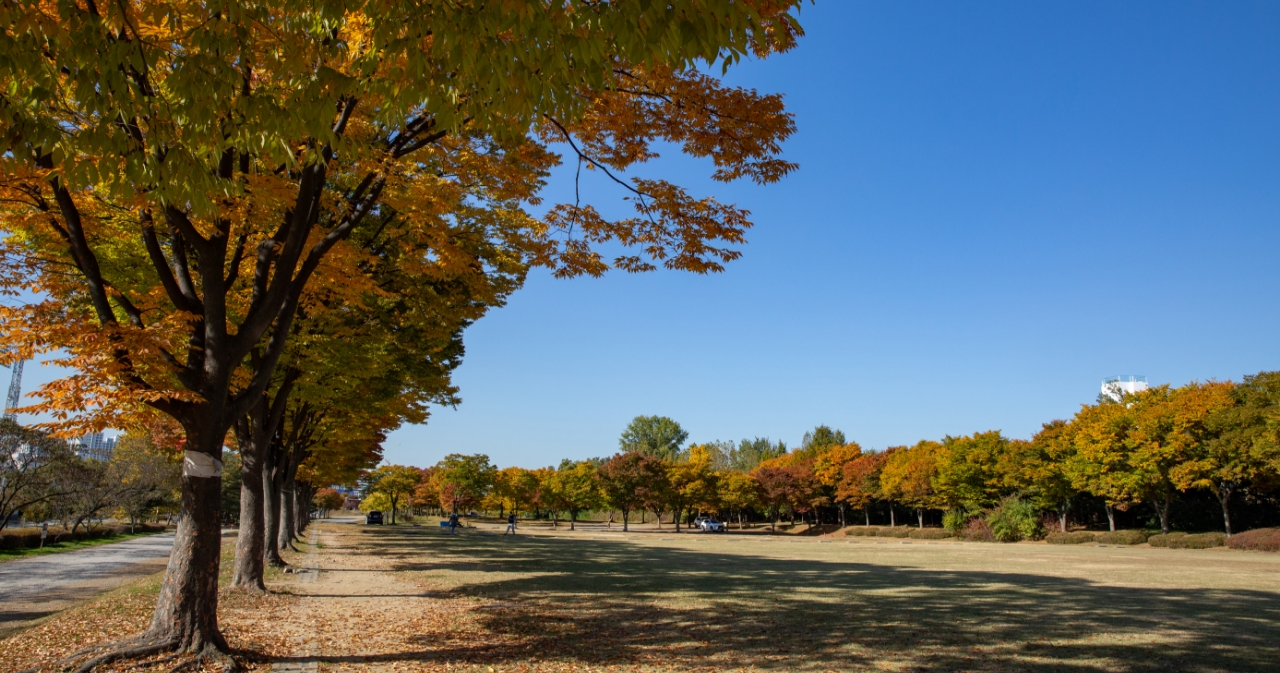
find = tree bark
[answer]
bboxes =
[1059,507,1068,533]
[279,478,297,549]
[864,506,871,526]
[231,440,266,591]
[263,465,286,567]
[917,509,924,528]
[1105,504,1116,532]
[889,505,896,528]
[145,469,228,655]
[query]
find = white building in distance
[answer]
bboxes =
[70,431,117,461]
[1101,375,1149,402]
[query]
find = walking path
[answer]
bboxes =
[0,532,175,636]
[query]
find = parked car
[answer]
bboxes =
[366,510,384,525]
[698,518,726,532]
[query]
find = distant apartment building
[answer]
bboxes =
[1101,375,1149,402]
[70,431,117,461]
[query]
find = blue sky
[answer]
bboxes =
[13,2,1280,465]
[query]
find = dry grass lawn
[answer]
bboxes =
[3,519,1278,672]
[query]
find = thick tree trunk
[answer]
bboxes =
[864,506,871,526]
[146,468,229,655]
[1059,508,1068,533]
[889,505,896,528]
[1105,504,1116,532]
[263,468,286,567]
[279,481,297,549]
[231,442,267,592]
[621,507,629,532]
[917,509,924,528]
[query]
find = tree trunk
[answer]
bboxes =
[917,509,924,528]
[1059,507,1068,533]
[1105,504,1116,532]
[570,511,576,531]
[621,507,629,532]
[231,440,267,591]
[278,478,297,550]
[1218,482,1233,536]
[1155,490,1171,535]
[263,467,286,567]
[889,505,896,528]
[864,506,870,526]
[145,467,229,655]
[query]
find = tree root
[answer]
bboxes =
[17,634,242,673]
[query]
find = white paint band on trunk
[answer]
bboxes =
[183,451,223,478]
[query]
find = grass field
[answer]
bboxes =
[2,521,1277,672]
[349,522,1280,672]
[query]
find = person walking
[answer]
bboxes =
[448,512,460,534]
[504,512,517,535]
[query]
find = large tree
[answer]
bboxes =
[0,2,803,666]
[619,415,689,462]
[597,452,664,531]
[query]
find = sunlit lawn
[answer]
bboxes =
[359,522,1280,672]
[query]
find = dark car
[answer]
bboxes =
[366,510,384,525]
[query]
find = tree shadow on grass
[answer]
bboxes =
[341,528,1280,672]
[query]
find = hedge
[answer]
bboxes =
[1171,532,1227,549]
[1046,531,1095,545]
[1094,530,1149,545]
[0,523,167,550]
[876,526,913,538]
[845,527,880,537]
[1147,532,1188,548]
[1226,527,1280,552]
[908,528,953,540]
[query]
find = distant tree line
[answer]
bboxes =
[361,371,1280,538]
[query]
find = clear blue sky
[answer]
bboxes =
[13,2,1280,463]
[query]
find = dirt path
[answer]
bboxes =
[264,521,460,672]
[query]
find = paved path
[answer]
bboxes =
[0,533,175,636]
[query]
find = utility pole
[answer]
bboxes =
[3,355,23,421]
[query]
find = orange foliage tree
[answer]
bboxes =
[0,1,804,665]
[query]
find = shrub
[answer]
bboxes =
[1226,527,1280,552]
[1046,531,1095,545]
[1095,530,1149,545]
[986,497,1043,542]
[908,528,953,540]
[962,518,995,542]
[1148,532,1188,548]
[876,526,911,538]
[845,527,880,537]
[1170,532,1226,549]
[942,510,968,534]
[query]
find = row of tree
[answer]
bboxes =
[366,376,1280,538]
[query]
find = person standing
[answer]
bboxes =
[504,512,517,535]
[448,512,460,534]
